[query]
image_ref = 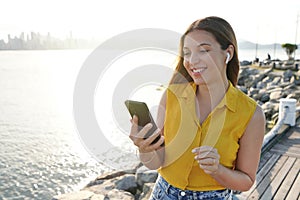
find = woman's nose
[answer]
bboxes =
[189,53,200,66]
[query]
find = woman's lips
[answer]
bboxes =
[191,67,207,76]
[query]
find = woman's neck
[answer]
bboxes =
[196,79,229,110]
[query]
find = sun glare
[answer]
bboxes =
[0,0,299,44]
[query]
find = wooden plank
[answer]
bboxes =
[257,151,273,172]
[273,141,300,149]
[287,134,300,139]
[283,129,300,141]
[270,143,300,157]
[285,172,300,200]
[270,150,300,158]
[236,154,281,199]
[270,149,300,158]
[247,155,288,199]
[271,143,300,154]
[260,157,296,200]
[287,134,300,140]
[278,131,300,147]
[282,130,300,136]
[279,135,300,143]
[273,158,300,200]
[279,140,300,148]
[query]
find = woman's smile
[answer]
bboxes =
[191,67,207,76]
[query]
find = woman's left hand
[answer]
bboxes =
[192,146,220,175]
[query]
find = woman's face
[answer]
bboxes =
[183,30,228,86]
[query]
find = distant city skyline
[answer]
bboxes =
[0,31,101,50]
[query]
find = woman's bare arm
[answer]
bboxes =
[212,105,265,191]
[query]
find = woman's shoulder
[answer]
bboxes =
[251,104,265,123]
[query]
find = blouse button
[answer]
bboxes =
[180,191,186,196]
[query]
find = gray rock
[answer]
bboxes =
[86,171,125,187]
[283,69,293,81]
[260,93,270,103]
[262,102,275,110]
[249,87,259,96]
[270,91,282,100]
[279,81,290,88]
[262,76,273,83]
[287,91,300,99]
[266,84,278,90]
[242,68,272,88]
[115,174,137,194]
[294,77,300,85]
[268,71,282,80]
[84,179,116,195]
[290,76,295,84]
[52,190,94,200]
[238,86,248,94]
[272,77,282,85]
[106,189,134,200]
[256,81,266,89]
[90,194,106,200]
[262,101,279,121]
[136,166,158,187]
[240,60,252,66]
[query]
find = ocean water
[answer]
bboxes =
[0,47,297,200]
[0,50,113,200]
[0,49,172,200]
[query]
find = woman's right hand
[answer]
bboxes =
[129,115,164,153]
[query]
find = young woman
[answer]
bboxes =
[129,16,265,200]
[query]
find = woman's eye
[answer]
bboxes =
[200,49,209,53]
[183,52,190,56]
[183,49,208,56]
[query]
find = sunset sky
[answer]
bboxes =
[0,0,299,44]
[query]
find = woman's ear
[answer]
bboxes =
[226,45,234,63]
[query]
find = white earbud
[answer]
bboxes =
[225,52,230,64]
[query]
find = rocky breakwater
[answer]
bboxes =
[53,66,300,200]
[238,66,300,130]
[52,163,158,200]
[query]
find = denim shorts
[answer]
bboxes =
[150,176,232,200]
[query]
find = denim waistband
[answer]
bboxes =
[156,176,232,200]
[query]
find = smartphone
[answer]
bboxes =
[125,100,163,146]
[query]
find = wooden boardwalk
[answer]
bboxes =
[235,124,300,200]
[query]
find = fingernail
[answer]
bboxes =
[194,156,198,160]
[192,149,197,153]
[147,123,153,128]
[154,128,160,134]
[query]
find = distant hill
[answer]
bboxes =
[237,40,288,49]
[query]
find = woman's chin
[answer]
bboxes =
[192,77,206,85]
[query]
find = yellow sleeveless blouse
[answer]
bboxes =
[158,81,257,191]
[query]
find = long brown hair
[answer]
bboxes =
[169,16,240,86]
